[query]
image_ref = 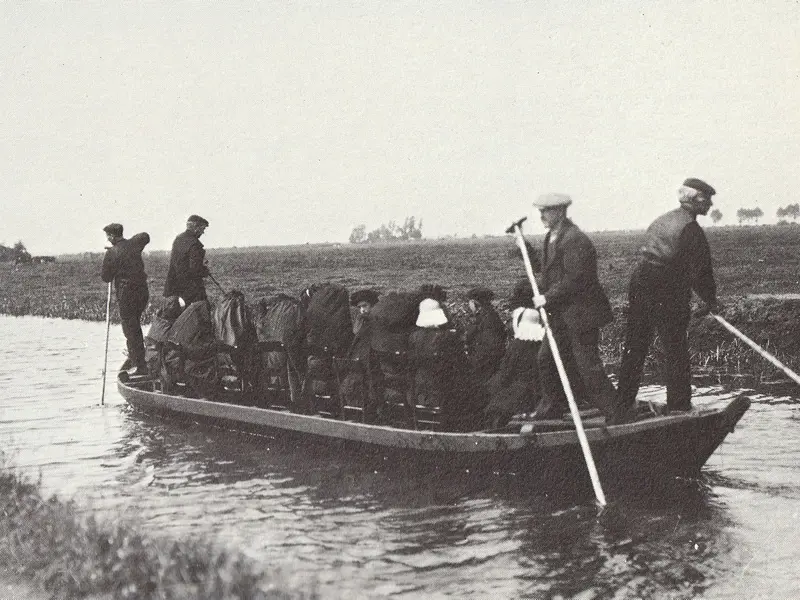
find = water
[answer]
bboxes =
[1,314,799,599]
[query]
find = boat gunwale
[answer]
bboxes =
[117,378,749,452]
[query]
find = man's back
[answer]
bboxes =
[101,233,150,286]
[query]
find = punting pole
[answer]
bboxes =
[100,281,112,406]
[712,313,800,386]
[506,217,607,507]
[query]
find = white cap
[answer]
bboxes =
[416,298,448,328]
[533,193,572,209]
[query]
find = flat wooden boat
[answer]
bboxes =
[117,374,750,490]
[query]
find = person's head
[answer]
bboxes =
[103,223,124,244]
[186,214,209,237]
[350,289,380,317]
[466,286,494,315]
[418,283,447,304]
[533,193,572,230]
[678,178,716,216]
[416,298,448,328]
[508,279,534,311]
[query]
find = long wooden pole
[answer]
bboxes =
[509,218,607,507]
[100,282,112,406]
[712,314,800,386]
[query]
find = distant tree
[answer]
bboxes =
[709,208,723,225]
[357,216,423,243]
[785,203,800,222]
[349,224,366,244]
[12,241,31,264]
[736,207,764,225]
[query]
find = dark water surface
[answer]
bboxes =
[1,315,798,599]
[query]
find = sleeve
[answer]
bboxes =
[186,243,208,278]
[100,250,116,283]
[679,222,716,305]
[543,236,592,308]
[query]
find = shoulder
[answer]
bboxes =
[562,221,593,248]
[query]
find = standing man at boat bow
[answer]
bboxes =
[164,215,210,306]
[529,193,621,423]
[100,223,151,374]
[617,178,720,415]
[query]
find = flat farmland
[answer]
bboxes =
[3,225,800,373]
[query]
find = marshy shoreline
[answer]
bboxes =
[0,458,315,599]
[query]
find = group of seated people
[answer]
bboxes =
[146,280,549,432]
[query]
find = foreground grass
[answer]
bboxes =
[0,460,315,600]
[3,225,800,377]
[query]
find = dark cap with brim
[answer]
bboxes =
[682,178,716,197]
[103,223,123,237]
[467,286,494,304]
[350,289,380,306]
[187,214,209,226]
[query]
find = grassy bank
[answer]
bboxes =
[2,225,800,377]
[0,459,315,600]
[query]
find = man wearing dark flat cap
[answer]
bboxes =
[100,223,151,373]
[617,178,720,417]
[164,215,210,305]
[528,193,618,422]
[464,286,507,391]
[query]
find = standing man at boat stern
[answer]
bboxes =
[164,215,210,305]
[100,223,150,373]
[529,193,620,423]
[617,178,720,415]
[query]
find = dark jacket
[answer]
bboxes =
[101,233,150,288]
[164,230,208,301]
[539,219,613,332]
[638,207,716,305]
[465,306,507,382]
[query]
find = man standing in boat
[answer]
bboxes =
[617,178,719,414]
[100,223,151,374]
[529,193,620,423]
[164,215,210,305]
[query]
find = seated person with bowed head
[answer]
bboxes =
[484,281,546,429]
[408,293,475,430]
[464,286,507,394]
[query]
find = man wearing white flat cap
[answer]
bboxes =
[529,193,619,422]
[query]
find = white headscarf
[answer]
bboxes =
[512,307,545,342]
[416,298,448,328]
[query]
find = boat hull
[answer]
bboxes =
[117,377,750,489]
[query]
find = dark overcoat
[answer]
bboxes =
[164,230,207,303]
[539,219,613,333]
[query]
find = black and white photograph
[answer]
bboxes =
[1,2,799,598]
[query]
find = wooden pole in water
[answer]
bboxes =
[712,314,800,386]
[507,217,607,507]
[101,281,112,406]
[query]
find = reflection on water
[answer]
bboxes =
[1,315,799,598]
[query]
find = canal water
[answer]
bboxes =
[0,315,798,599]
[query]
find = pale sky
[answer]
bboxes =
[2,1,799,254]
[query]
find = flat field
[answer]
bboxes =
[3,224,800,373]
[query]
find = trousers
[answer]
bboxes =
[617,263,692,411]
[117,282,149,366]
[535,315,617,420]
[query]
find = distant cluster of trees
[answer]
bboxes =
[776,203,800,222]
[736,207,764,225]
[349,216,423,244]
[0,241,31,263]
